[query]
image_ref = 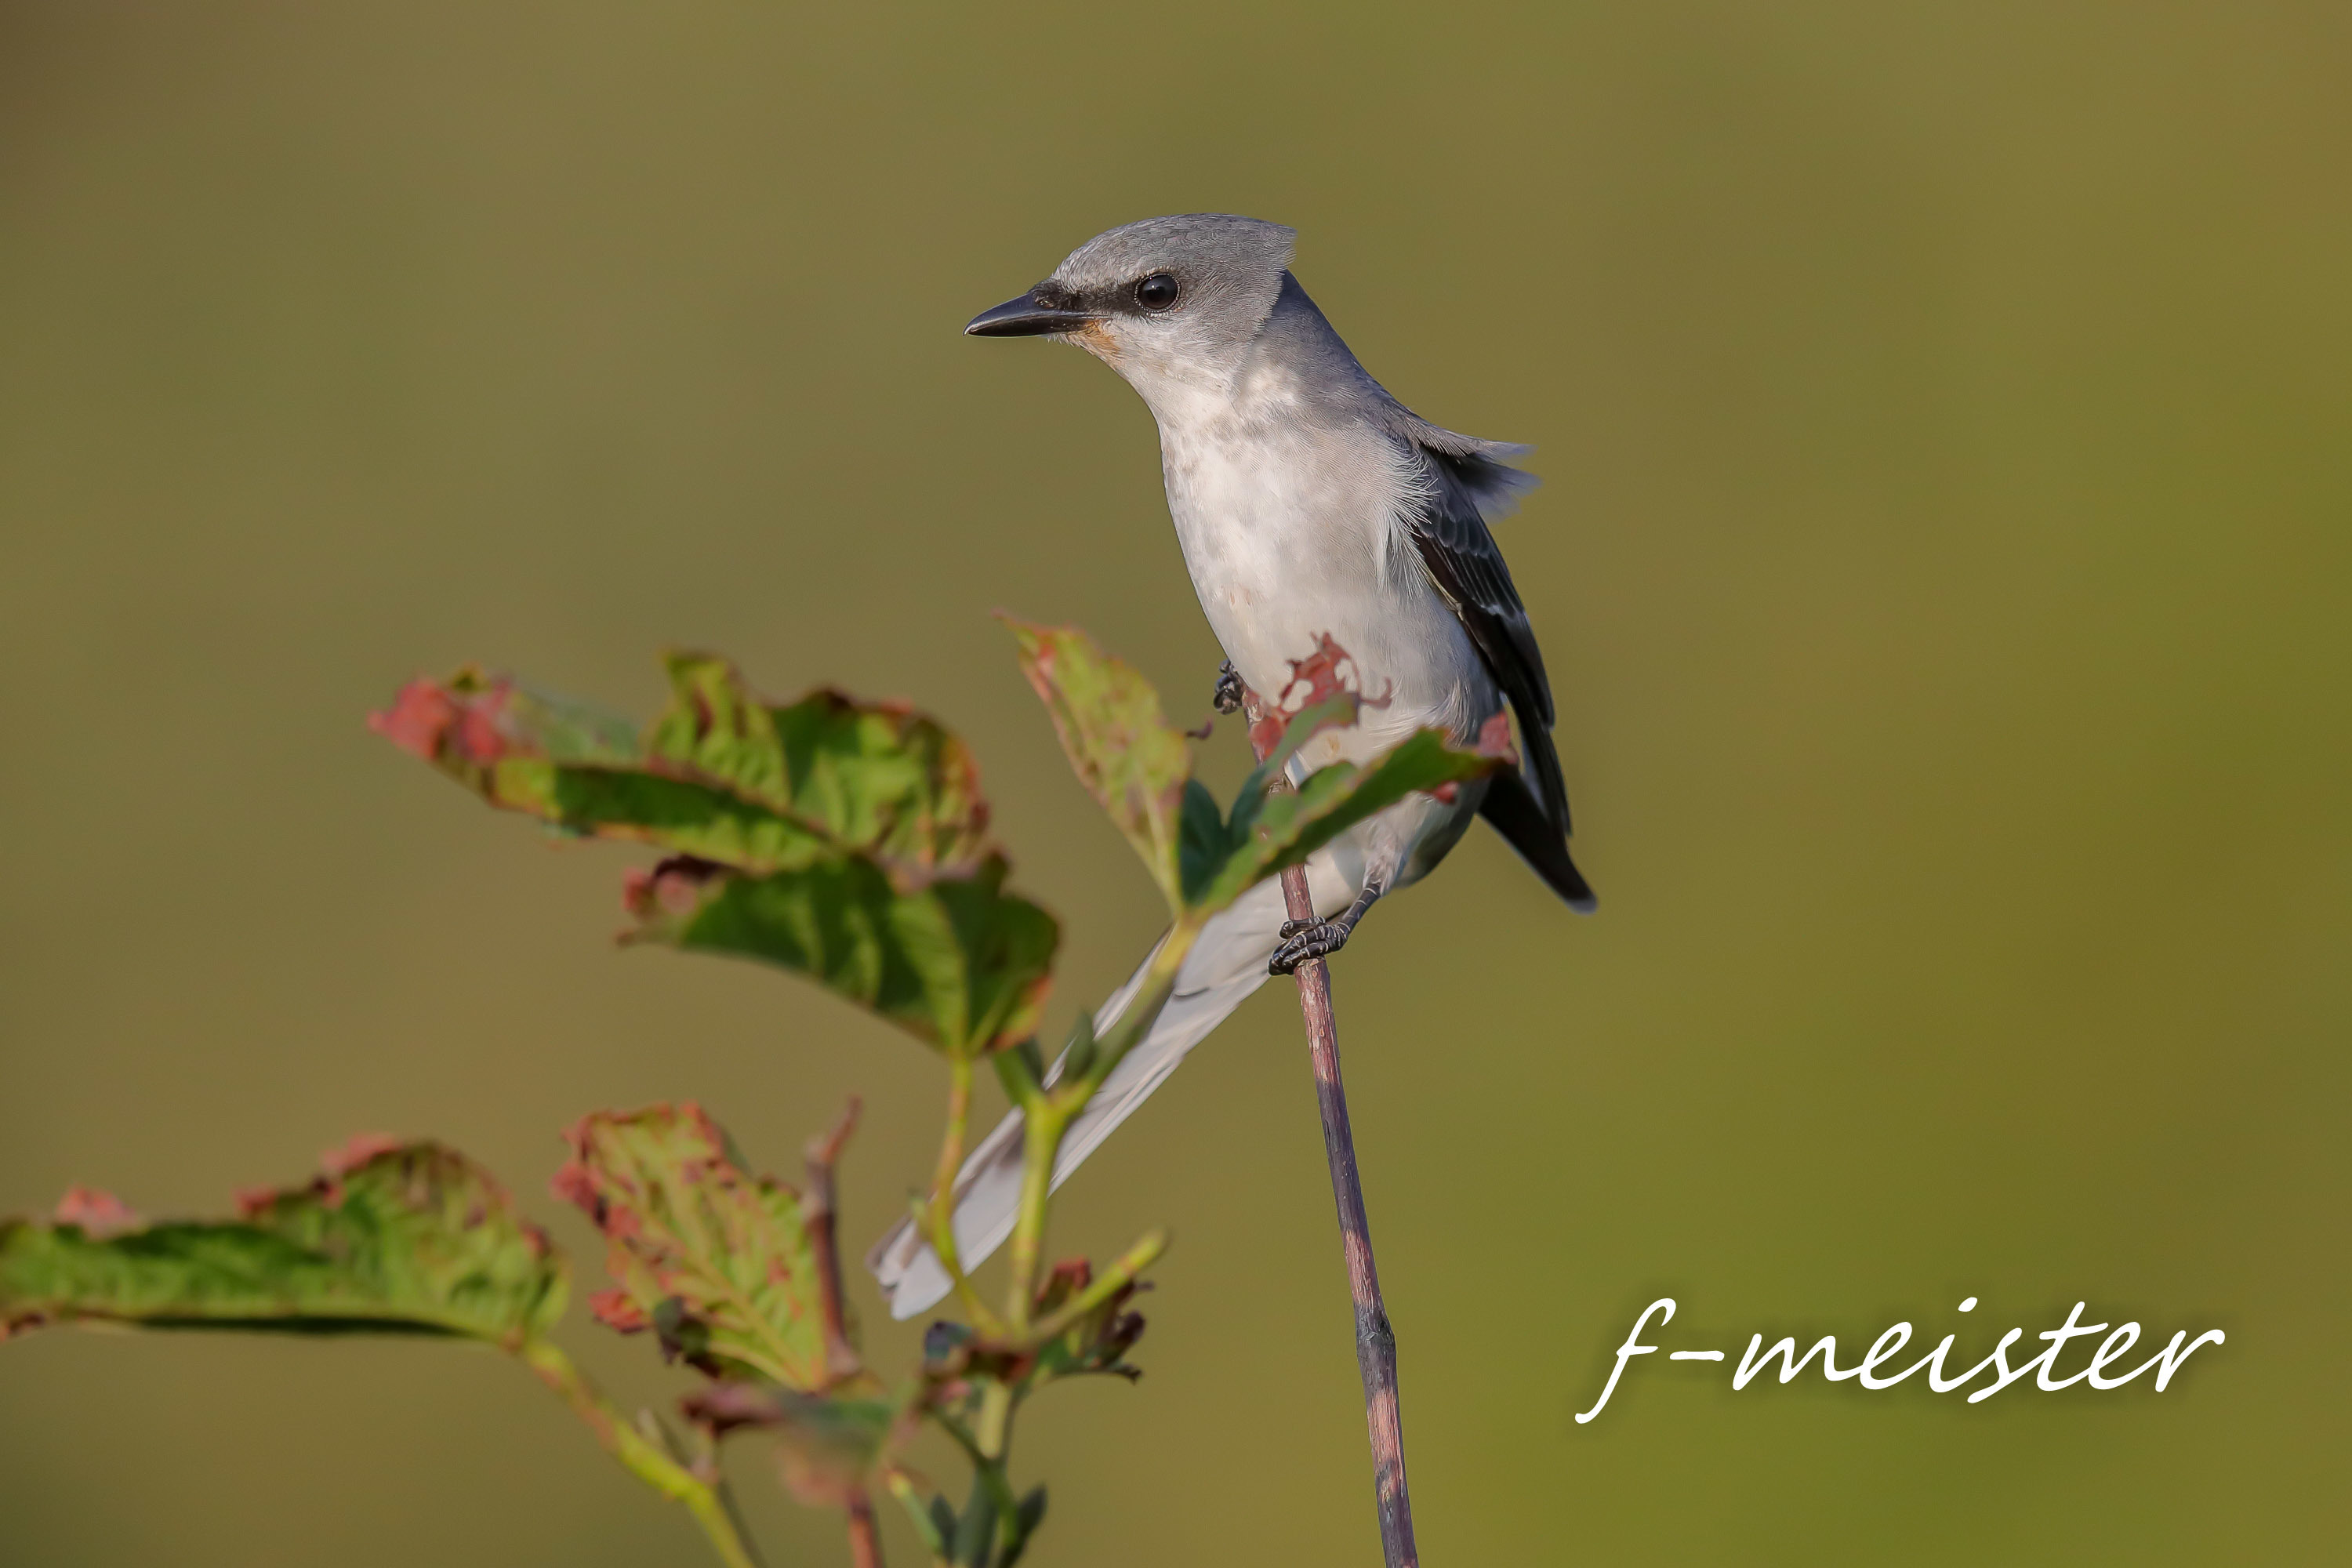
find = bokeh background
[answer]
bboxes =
[2,3,2345,1563]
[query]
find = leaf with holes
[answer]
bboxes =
[0,1138,566,1346]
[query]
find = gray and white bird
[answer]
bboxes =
[869,214,1592,1317]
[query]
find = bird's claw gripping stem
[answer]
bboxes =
[1271,916,1352,975]
[1269,876,1388,975]
[1212,660,1245,715]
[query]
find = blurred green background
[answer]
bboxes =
[2,2,2345,1563]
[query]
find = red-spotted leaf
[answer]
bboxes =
[373,655,993,882]
[1005,622,1509,918]
[376,654,1055,1056]
[1242,632,1389,763]
[999,624,1513,917]
[50,1187,142,1240]
[554,1104,831,1389]
[1004,619,1195,912]
[0,1141,565,1346]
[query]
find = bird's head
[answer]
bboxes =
[965,213,1296,390]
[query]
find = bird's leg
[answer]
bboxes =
[1212,659,1245,715]
[1270,877,1386,975]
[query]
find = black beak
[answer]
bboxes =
[965,289,1098,337]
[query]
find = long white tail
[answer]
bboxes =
[866,863,1348,1320]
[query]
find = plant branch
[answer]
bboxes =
[1275,864,1418,1568]
[1002,1101,1066,1329]
[924,1057,1000,1332]
[885,1469,950,1561]
[975,1367,1018,1457]
[800,1097,884,1568]
[843,1491,884,1568]
[1064,924,1197,1102]
[929,1405,989,1468]
[802,1095,865,1383]
[520,1338,766,1568]
[1250,695,1420,1568]
[1024,1227,1166,1345]
[1003,935,1192,1330]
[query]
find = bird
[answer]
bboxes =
[868,214,1592,1318]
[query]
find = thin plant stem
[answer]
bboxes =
[924,916,1197,1566]
[949,1387,1024,1564]
[1274,863,1418,1568]
[924,1055,1000,1331]
[1002,1102,1065,1330]
[1003,935,1192,1329]
[1247,688,1420,1568]
[843,1492,884,1568]
[519,1338,765,1568]
[802,1095,866,1384]
[930,1406,989,1468]
[1024,1227,1166,1344]
[974,1371,1018,1457]
[1058,928,1195,1099]
[885,1470,950,1561]
[802,1096,884,1568]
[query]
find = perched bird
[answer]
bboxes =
[869,215,1592,1317]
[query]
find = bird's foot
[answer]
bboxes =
[1270,916,1352,975]
[1212,660,1245,715]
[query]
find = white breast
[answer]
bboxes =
[1142,365,1497,768]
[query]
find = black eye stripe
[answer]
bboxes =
[1134,273,1181,312]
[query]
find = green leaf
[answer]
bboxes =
[0,1139,565,1346]
[643,655,995,875]
[925,1493,960,1553]
[372,654,992,880]
[2,1148,782,1565]
[376,652,1061,1058]
[1003,622,1511,920]
[1001,1486,1050,1568]
[1004,619,1195,911]
[622,855,1058,1058]
[554,1103,831,1389]
[1181,725,1509,913]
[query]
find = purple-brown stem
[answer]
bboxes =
[803,1097,884,1568]
[1249,691,1419,1568]
[1275,864,1418,1568]
[801,1095,865,1383]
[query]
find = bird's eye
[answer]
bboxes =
[1134,273,1181,312]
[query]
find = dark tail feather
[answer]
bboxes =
[1516,703,1575,837]
[1479,768,1597,913]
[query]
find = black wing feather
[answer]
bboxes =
[1405,449,1574,839]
